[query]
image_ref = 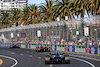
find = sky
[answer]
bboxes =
[28,0,45,5]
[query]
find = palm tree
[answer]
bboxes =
[53,0,75,20]
[39,0,55,22]
[22,6,30,25]
[92,0,100,15]
[73,0,90,18]
[1,11,10,28]
[11,8,21,26]
[29,4,41,24]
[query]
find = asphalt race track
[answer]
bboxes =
[0,48,100,67]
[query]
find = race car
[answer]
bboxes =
[35,45,50,52]
[10,44,20,48]
[45,52,70,64]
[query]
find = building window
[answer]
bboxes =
[1,5,3,7]
[11,5,14,7]
[3,0,7,2]
[8,0,11,2]
[3,5,8,7]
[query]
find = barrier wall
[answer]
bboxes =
[97,47,100,54]
[57,45,66,51]
[21,43,26,48]
[31,44,37,49]
[75,45,86,53]
[0,43,11,48]
[0,43,100,55]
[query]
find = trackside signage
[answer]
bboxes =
[38,44,42,48]
[21,43,26,48]
[31,44,37,49]
[51,44,56,51]
[1,43,5,47]
[97,47,100,54]
[27,43,31,48]
[6,43,10,48]
[75,46,86,53]
[89,46,97,54]
[67,45,75,52]
[56,45,66,51]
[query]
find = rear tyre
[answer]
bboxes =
[35,50,38,52]
[64,56,70,64]
[45,56,50,64]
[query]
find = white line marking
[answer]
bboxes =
[71,57,95,67]
[71,55,100,62]
[38,57,41,59]
[12,52,15,54]
[50,64,52,66]
[30,55,33,57]
[0,55,18,67]
[20,54,23,55]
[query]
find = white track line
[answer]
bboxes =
[71,55,100,62]
[0,55,18,67]
[71,57,95,67]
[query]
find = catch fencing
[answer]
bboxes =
[0,16,100,42]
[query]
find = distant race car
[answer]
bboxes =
[35,45,50,52]
[45,52,70,64]
[10,44,20,48]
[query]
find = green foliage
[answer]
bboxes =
[0,0,100,29]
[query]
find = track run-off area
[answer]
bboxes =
[0,48,100,67]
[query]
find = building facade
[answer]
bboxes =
[0,0,28,10]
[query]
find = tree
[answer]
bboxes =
[22,6,30,25]
[39,0,55,22]
[0,11,10,28]
[52,0,75,20]
[29,4,41,24]
[92,0,100,15]
[10,8,21,26]
[73,0,90,18]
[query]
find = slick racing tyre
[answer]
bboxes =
[45,56,50,64]
[35,50,38,52]
[64,56,70,64]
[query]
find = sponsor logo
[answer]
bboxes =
[75,46,86,53]
[69,46,73,52]
[38,44,41,47]
[52,45,55,50]
[98,48,100,54]
[90,47,95,54]
[57,46,65,51]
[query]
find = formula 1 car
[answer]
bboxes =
[10,44,20,48]
[45,52,70,64]
[35,46,50,52]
